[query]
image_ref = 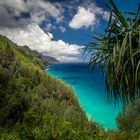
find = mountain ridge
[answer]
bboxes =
[0,35,101,139]
[0,34,59,65]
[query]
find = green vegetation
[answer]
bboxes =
[107,102,140,140]
[0,1,140,138]
[83,0,140,139]
[84,0,140,104]
[0,35,104,139]
[1,34,140,139]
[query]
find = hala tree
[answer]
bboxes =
[84,0,140,104]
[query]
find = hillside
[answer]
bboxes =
[0,35,58,66]
[0,36,102,139]
[1,35,140,140]
[42,55,59,64]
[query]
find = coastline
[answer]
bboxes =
[46,62,121,129]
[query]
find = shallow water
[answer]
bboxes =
[46,63,122,129]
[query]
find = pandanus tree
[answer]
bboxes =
[84,0,140,104]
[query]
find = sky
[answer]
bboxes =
[0,0,139,62]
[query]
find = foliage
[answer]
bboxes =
[0,36,104,139]
[117,100,140,132]
[84,0,140,104]
[1,32,140,140]
[106,101,140,140]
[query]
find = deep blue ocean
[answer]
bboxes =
[46,63,122,129]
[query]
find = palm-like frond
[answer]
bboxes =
[84,0,140,104]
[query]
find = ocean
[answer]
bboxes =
[46,62,122,129]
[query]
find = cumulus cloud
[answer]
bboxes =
[69,6,96,29]
[69,3,110,30]
[28,0,63,23]
[0,24,81,62]
[0,0,63,27]
[0,6,17,27]
[59,26,66,33]
[0,0,109,62]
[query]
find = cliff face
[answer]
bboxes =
[0,35,100,139]
[0,34,59,67]
[42,55,59,64]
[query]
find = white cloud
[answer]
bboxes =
[0,0,27,14]
[0,24,81,62]
[69,3,110,30]
[44,23,56,32]
[27,0,63,23]
[69,6,96,29]
[0,0,64,27]
[59,26,66,33]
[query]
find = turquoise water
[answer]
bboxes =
[46,63,122,129]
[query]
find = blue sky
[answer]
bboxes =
[40,0,140,44]
[0,0,139,62]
